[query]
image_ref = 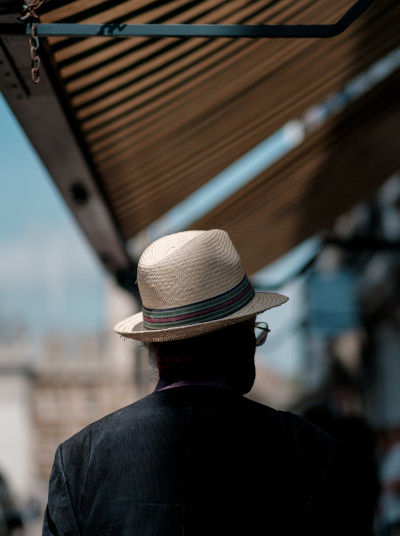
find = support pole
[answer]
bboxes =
[0,0,376,39]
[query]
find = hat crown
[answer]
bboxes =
[137,229,244,309]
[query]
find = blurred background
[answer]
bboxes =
[1,0,400,534]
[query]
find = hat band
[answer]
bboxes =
[142,275,255,330]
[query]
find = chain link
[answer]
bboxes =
[19,1,44,22]
[19,1,45,84]
[29,22,40,84]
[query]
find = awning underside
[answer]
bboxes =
[2,0,400,276]
[194,69,400,273]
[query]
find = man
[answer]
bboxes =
[43,229,365,535]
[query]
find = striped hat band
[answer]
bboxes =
[142,275,255,330]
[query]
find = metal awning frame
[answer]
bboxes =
[0,30,139,298]
[1,0,376,39]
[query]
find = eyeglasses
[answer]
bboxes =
[255,322,270,347]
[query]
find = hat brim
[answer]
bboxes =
[113,291,289,342]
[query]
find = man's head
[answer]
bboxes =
[147,317,257,394]
[114,230,288,343]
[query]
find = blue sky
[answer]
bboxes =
[0,93,105,336]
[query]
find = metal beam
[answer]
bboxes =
[0,0,376,39]
[0,34,138,296]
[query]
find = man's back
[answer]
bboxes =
[43,385,360,535]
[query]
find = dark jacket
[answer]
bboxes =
[43,385,366,535]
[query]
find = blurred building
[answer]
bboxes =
[0,279,153,533]
[252,173,400,534]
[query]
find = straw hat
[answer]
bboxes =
[114,229,288,342]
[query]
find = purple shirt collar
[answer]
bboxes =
[154,378,237,393]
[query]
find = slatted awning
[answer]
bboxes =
[1,0,400,281]
[194,68,400,274]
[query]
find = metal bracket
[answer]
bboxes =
[0,0,376,39]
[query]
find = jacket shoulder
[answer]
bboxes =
[59,394,153,460]
[278,409,343,483]
[243,397,340,448]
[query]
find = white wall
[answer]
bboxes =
[0,371,34,500]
